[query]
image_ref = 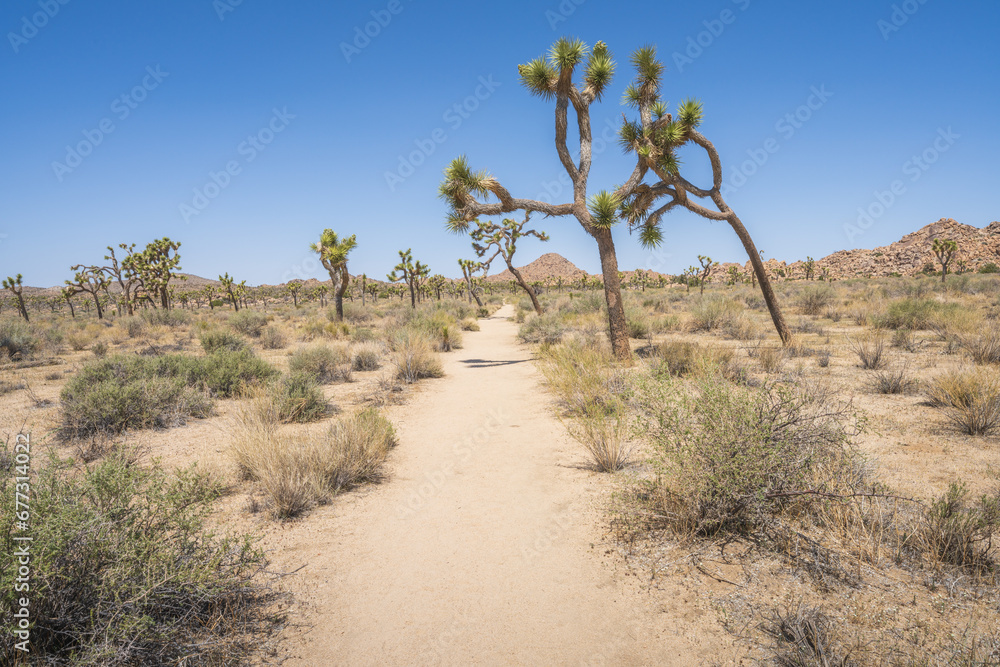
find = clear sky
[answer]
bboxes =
[2,0,998,287]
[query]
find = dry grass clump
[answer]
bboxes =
[866,362,916,395]
[567,413,633,472]
[351,341,383,371]
[763,605,848,667]
[847,331,889,370]
[926,367,1000,435]
[539,338,627,418]
[653,340,735,378]
[688,296,742,332]
[392,332,444,383]
[956,325,1000,365]
[917,482,1000,571]
[797,285,834,316]
[460,318,480,331]
[754,345,788,374]
[288,343,353,383]
[230,395,396,518]
[259,324,287,350]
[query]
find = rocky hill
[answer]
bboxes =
[486,253,591,284]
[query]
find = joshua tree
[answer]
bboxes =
[725,265,741,286]
[697,255,717,296]
[682,266,698,293]
[458,259,485,307]
[388,249,428,309]
[61,286,76,318]
[310,229,357,321]
[131,238,183,309]
[440,39,791,359]
[219,272,240,311]
[359,273,368,306]
[66,266,110,319]
[428,274,447,301]
[2,274,29,322]
[804,256,816,281]
[286,280,303,308]
[102,244,146,315]
[932,238,958,283]
[463,214,548,315]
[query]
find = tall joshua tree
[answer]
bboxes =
[311,229,357,321]
[464,213,549,315]
[219,272,240,311]
[440,39,791,359]
[3,274,29,322]
[388,249,427,309]
[458,259,485,307]
[932,238,958,284]
[697,255,717,296]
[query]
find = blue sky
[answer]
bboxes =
[1,0,997,286]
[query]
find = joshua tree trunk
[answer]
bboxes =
[723,209,790,345]
[334,267,349,321]
[595,229,630,357]
[91,292,104,319]
[508,265,543,315]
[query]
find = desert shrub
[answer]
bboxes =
[723,312,761,341]
[288,344,353,383]
[756,345,788,374]
[60,350,276,437]
[273,372,330,423]
[0,318,39,360]
[919,482,999,570]
[410,309,463,351]
[568,413,632,472]
[351,341,383,371]
[0,452,269,666]
[817,351,831,368]
[875,298,959,330]
[927,367,1000,435]
[140,308,190,327]
[634,374,860,535]
[60,355,212,437]
[392,332,443,383]
[460,318,480,331]
[847,332,889,370]
[689,297,741,332]
[65,327,100,352]
[627,316,650,340]
[259,325,287,350]
[866,363,915,394]
[229,403,396,518]
[477,306,490,318]
[890,328,920,352]
[957,326,1000,365]
[539,339,626,417]
[120,316,151,339]
[654,341,734,378]
[340,302,372,323]
[0,380,26,395]
[979,263,1000,274]
[200,329,249,354]
[91,341,108,358]
[229,310,269,338]
[519,312,566,344]
[798,285,834,316]
[764,605,848,667]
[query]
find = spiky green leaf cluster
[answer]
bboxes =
[518,57,558,99]
[583,41,615,100]
[588,190,620,229]
[639,224,664,249]
[678,98,704,128]
[630,46,663,87]
[548,37,588,71]
[438,156,496,209]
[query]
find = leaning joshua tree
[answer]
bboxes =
[388,249,428,309]
[2,274,29,322]
[464,214,549,315]
[311,229,357,321]
[932,238,958,284]
[697,255,717,296]
[66,265,111,319]
[440,39,791,359]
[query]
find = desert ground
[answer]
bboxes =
[2,271,1000,665]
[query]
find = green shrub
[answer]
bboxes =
[201,329,249,353]
[351,341,383,371]
[689,297,741,332]
[978,263,1000,274]
[260,325,287,349]
[797,285,834,316]
[875,298,960,330]
[0,318,39,359]
[920,482,1000,570]
[392,332,444,383]
[229,310,269,338]
[119,316,148,338]
[289,344,353,383]
[0,452,270,665]
[635,374,860,535]
[201,348,279,397]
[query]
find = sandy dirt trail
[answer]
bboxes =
[283,305,727,666]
